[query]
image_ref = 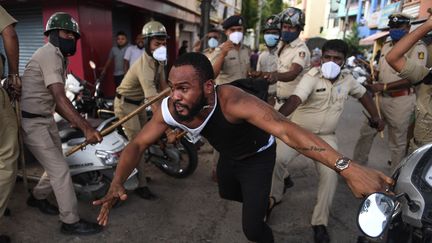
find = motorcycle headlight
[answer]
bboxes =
[95,150,121,165]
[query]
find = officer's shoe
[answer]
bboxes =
[312,225,330,243]
[26,194,59,215]
[135,186,157,200]
[0,234,11,243]
[61,219,103,235]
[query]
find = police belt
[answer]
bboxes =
[21,110,48,119]
[115,93,143,106]
[382,88,414,98]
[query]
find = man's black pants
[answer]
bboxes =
[217,144,276,243]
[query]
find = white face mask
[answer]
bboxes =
[229,31,243,44]
[321,61,341,80]
[153,46,167,62]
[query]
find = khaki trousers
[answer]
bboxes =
[353,94,415,170]
[408,109,432,154]
[21,116,79,224]
[271,134,338,226]
[114,97,148,187]
[0,89,19,217]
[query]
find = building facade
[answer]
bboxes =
[0,0,241,96]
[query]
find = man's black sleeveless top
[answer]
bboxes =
[201,95,271,160]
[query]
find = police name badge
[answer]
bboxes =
[299,51,306,58]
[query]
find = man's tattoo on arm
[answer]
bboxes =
[295,146,326,152]
[254,101,285,122]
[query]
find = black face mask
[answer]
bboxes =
[58,37,77,56]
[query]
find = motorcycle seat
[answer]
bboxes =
[59,128,84,143]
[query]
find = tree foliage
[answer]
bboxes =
[344,22,365,57]
[241,0,288,29]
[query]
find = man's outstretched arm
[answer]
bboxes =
[93,106,168,226]
[222,86,394,198]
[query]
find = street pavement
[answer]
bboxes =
[1,97,392,243]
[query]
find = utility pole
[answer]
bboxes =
[255,0,263,49]
[343,0,351,39]
[200,0,212,51]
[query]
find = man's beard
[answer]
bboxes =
[173,91,207,122]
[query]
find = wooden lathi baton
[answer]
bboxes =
[370,40,384,139]
[15,101,29,192]
[65,88,171,157]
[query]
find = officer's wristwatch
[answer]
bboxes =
[335,157,351,173]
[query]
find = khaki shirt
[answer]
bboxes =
[378,41,427,84]
[0,6,17,77]
[116,51,164,101]
[209,44,250,85]
[257,48,278,72]
[202,48,216,59]
[276,37,311,98]
[21,43,67,116]
[399,58,432,117]
[291,67,366,135]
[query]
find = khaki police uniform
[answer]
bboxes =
[202,48,216,59]
[21,43,79,224]
[353,41,427,169]
[271,67,366,226]
[0,6,18,217]
[273,37,311,187]
[397,57,432,152]
[257,48,278,96]
[114,51,163,186]
[209,45,250,85]
[275,37,310,108]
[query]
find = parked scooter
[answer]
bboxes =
[357,143,432,242]
[59,117,138,200]
[62,63,199,179]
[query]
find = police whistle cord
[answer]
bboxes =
[65,88,171,157]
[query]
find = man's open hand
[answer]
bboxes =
[341,162,394,198]
[93,182,127,226]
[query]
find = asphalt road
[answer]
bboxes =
[1,98,392,243]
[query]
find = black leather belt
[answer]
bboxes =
[22,110,47,119]
[115,93,142,106]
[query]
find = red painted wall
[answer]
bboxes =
[78,3,114,96]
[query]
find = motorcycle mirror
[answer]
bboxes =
[357,192,396,238]
[89,60,96,70]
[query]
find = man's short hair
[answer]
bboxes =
[173,52,214,83]
[116,31,127,37]
[322,39,349,58]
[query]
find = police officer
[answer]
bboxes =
[273,7,310,108]
[0,5,21,242]
[21,12,103,235]
[114,20,168,199]
[353,13,427,170]
[202,28,222,58]
[210,15,251,85]
[385,15,432,154]
[256,15,280,105]
[272,40,384,243]
[269,7,311,201]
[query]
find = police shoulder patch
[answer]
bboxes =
[418,52,425,60]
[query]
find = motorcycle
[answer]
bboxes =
[357,143,432,243]
[62,63,199,179]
